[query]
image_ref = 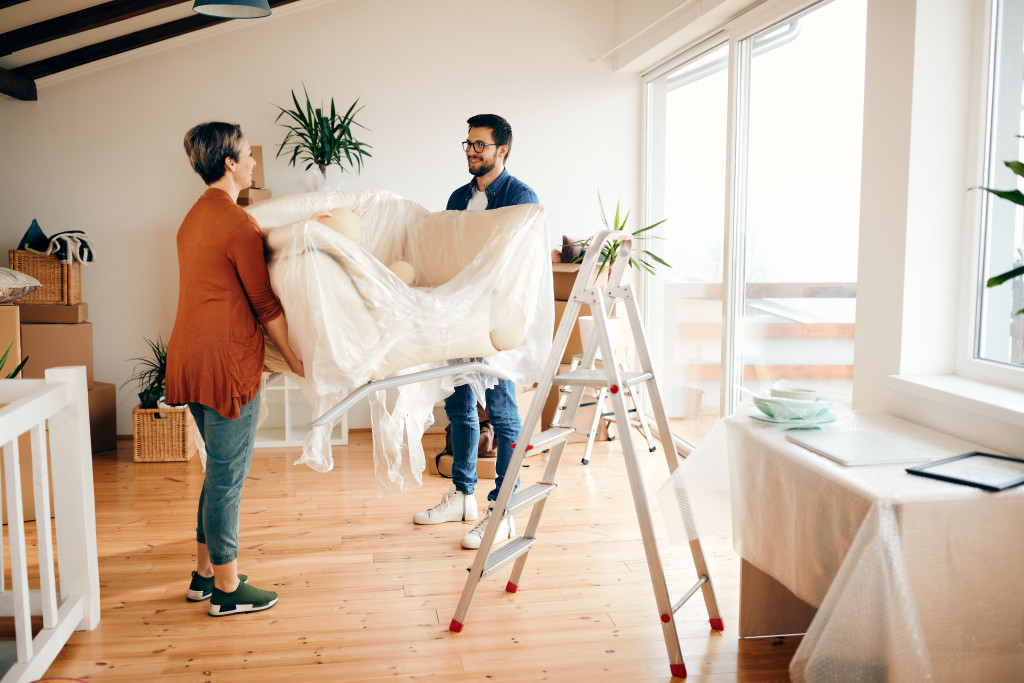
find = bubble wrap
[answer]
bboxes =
[724,412,1024,682]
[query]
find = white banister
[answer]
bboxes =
[0,366,100,683]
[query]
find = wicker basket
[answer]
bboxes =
[9,250,82,305]
[133,406,197,462]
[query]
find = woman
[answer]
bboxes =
[166,121,304,616]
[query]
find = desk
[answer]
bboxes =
[726,412,1024,682]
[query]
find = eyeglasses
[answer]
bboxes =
[462,140,498,153]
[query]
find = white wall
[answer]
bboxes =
[0,0,641,434]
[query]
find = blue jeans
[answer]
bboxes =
[444,380,521,501]
[189,395,260,566]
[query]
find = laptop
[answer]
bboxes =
[785,430,938,467]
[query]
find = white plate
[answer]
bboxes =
[748,409,836,428]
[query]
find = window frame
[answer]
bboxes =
[956,0,1024,391]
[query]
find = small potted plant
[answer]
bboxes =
[565,192,671,276]
[560,193,671,362]
[124,335,167,410]
[124,336,195,463]
[274,85,372,181]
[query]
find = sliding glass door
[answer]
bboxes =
[645,0,867,447]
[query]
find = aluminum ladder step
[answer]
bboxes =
[554,369,652,388]
[505,482,557,515]
[514,426,574,453]
[480,536,538,577]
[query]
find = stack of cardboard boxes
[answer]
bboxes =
[5,253,116,455]
[236,145,271,207]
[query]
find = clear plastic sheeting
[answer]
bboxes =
[658,417,732,546]
[725,412,1024,682]
[245,190,553,495]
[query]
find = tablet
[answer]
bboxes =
[906,452,1024,491]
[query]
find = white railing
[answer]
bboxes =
[0,366,100,683]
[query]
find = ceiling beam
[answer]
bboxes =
[0,1,189,57]
[12,0,304,82]
[0,64,36,100]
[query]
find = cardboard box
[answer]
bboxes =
[0,305,20,372]
[20,321,94,388]
[552,262,609,301]
[554,300,584,363]
[434,453,497,480]
[250,145,265,188]
[17,302,88,324]
[88,381,116,453]
[237,187,272,207]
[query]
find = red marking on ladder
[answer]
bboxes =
[449,619,464,632]
[610,385,620,394]
[660,613,670,623]
[505,581,518,593]
[669,662,687,678]
[709,617,724,630]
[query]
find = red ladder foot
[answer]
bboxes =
[709,617,724,630]
[449,619,463,632]
[669,662,687,678]
[505,581,518,593]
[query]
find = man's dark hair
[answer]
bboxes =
[184,121,243,185]
[467,114,513,163]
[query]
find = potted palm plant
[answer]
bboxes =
[273,85,372,179]
[566,192,671,276]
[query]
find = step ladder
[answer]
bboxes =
[553,352,657,464]
[448,231,723,679]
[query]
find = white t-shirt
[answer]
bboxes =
[467,184,487,211]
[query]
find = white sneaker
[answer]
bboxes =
[461,508,515,549]
[413,483,478,525]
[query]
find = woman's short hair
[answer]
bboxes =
[184,122,243,185]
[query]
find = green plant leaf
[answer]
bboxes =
[987,265,1024,287]
[979,186,1024,206]
[7,356,28,379]
[1004,160,1024,178]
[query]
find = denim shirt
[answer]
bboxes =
[446,168,539,210]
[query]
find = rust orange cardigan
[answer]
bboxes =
[165,188,283,419]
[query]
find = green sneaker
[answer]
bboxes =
[186,571,248,602]
[208,580,279,617]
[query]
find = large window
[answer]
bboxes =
[645,0,867,447]
[975,0,1024,371]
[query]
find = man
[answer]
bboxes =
[413,114,539,549]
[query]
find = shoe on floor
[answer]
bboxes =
[208,580,279,616]
[414,482,478,525]
[186,571,247,602]
[461,508,515,549]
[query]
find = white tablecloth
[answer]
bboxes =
[725,412,1024,682]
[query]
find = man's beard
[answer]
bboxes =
[469,157,495,177]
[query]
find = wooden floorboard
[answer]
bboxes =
[9,430,799,681]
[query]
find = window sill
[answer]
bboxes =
[888,374,1024,426]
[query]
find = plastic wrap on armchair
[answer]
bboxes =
[247,190,553,493]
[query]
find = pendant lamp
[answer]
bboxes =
[193,0,271,18]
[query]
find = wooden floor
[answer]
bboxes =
[28,430,799,682]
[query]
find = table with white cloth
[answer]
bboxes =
[725,411,1024,682]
